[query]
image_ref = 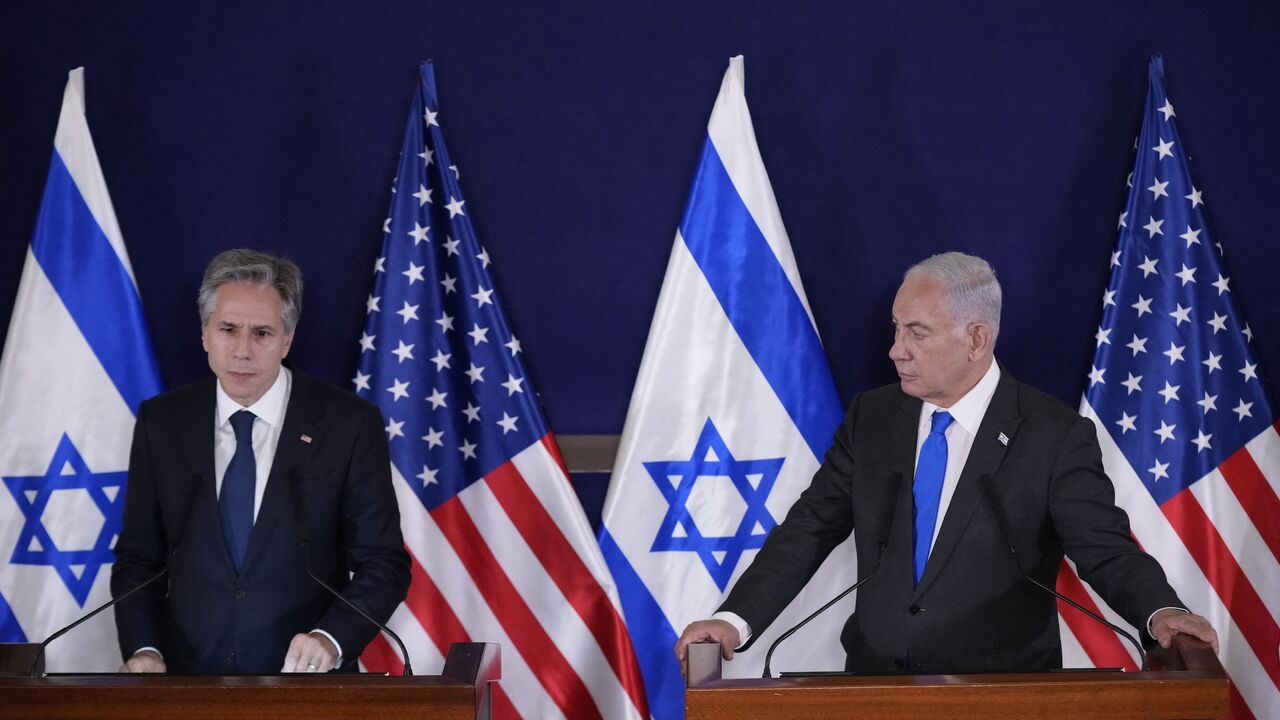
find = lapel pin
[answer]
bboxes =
[998,432,1009,446]
[300,434,313,444]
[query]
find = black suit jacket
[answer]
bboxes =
[720,369,1183,673]
[111,367,410,674]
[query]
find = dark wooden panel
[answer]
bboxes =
[558,434,620,474]
[686,637,1228,720]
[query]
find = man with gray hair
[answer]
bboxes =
[677,251,1216,673]
[112,249,410,674]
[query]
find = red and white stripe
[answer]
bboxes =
[361,434,649,720]
[1063,405,1280,719]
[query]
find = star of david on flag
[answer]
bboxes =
[0,67,162,671]
[599,56,851,720]
[1063,55,1279,719]
[4,434,126,606]
[646,419,783,591]
[350,60,647,720]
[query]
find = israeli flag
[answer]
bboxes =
[0,68,162,671]
[599,56,854,719]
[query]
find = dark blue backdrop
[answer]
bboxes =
[3,2,1278,440]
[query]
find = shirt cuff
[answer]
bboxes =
[310,628,344,667]
[132,646,164,661]
[1145,606,1188,637]
[711,611,752,649]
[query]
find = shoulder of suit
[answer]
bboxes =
[1005,375,1089,428]
[137,377,215,420]
[858,381,912,407]
[290,368,383,419]
[837,381,913,421]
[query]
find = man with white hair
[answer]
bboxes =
[676,251,1217,673]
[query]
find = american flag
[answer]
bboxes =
[1068,55,1278,719]
[352,61,648,720]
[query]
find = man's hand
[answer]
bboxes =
[281,631,339,673]
[1151,608,1219,653]
[119,649,166,673]
[674,619,741,676]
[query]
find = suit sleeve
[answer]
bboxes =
[1047,414,1184,638]
[111,401,167,658]
[717,394,861,636]
[315,402,410,660]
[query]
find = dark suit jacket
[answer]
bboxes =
[720,369,1183,673]
[111,366,410,674]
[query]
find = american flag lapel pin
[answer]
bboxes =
[998,432,1009,446]
[300,434,313,444]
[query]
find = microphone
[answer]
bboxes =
[759,471,904,678]
[287,469,413,676]
[31,474,203,676]
[978,473,1148,671]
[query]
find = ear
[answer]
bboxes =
[281,330,294,358]
[967,323,993,360]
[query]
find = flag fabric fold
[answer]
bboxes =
[599,55,851,720]
[353,61,647,720]
[1069,54,1279,719]
[0,68,162,671]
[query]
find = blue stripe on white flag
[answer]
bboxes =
[679,136,842,460]
[599,528,683,720]
[0,591,26,642]
[30,152,162,414]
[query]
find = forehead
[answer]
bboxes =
[209,282,284,326]
[892,275,950,322]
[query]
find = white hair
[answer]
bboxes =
[904,252,1001,341]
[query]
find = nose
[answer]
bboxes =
[232,332,252,359]
[889,331,908,362]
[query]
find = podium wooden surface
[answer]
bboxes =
[685,636,1228,720]
[0,642,499,720]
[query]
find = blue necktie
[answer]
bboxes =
[913,410,953,586]
[220,409,256,572]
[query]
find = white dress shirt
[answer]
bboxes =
[914,360,1001,557]
[214,367,291,520]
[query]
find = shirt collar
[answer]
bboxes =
[215,366,291,429]
[920,359,1001,436]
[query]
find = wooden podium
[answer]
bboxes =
[0,642,499,720]
[685,635,1228,720]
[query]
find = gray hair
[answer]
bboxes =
[904,252,1001,341]
[198,249,303,332]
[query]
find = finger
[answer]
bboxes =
[281,635,306,672]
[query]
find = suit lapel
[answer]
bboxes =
[176,380,237,575]
[889,394,921,483]
[914,372,1024,598]
[241,369,325,576]
[179,380,219,499]
[890,393,922,562]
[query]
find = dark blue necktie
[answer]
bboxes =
[219,409,256,572]
[913,410,953,586]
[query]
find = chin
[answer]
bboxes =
[899,382,930,401]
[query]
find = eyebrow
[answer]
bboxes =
[217,320,277,332]
[892,318,931,330]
